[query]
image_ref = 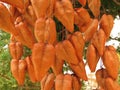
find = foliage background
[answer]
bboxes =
[0,0,120,90]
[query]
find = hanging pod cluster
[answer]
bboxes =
[40,73,82,90]
[0,0,119,89]
[96,68,120,90]
[94,45,120,90]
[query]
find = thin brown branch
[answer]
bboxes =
[110,36,120,41]
[0,73,10,80]
[113,0,120,5]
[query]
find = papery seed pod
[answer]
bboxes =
[41,73,49,90]
[45,18,57,44]
[25,56,37,83]
[55,42,69,61]
[35,18,56,44]
[62,40,79,65]
[105,77,120,90]
[100,14,114,40]
[72,75,82,90]
[30,0,49,18]
[18,60,27,86]
[11,59,27,86]
[52,55,64,76]
[9,42,23,60]
[16,42,23,60]
[55,74,64,90]
[69,31,85,61]
[91,29,106,56]
[11,59,19,84]
[55,41,79,65]
[32,43,44,81]
[102,46,119,80]
[39,44,55,80]
[15,25,27,47]
[9,6,21,22]
[62,74,72,90]
[78,20,92,33]
[45,0,56,17]
[54,0,74,33]
[75,7,91,27]
[69,60,88,81]
[43,73,55,90]
[74,11,81,26]
[88,0,101,18]
[84,19,98,42]
[0,3,19,35]
[34,18,46,43]
[95,68,108,90]
[22,4,37,27]
[9,42,17,59]
[86,44,100,72]
[32,43,55,81]
[16,21,36,49]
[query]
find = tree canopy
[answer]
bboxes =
[101,0,120,18]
